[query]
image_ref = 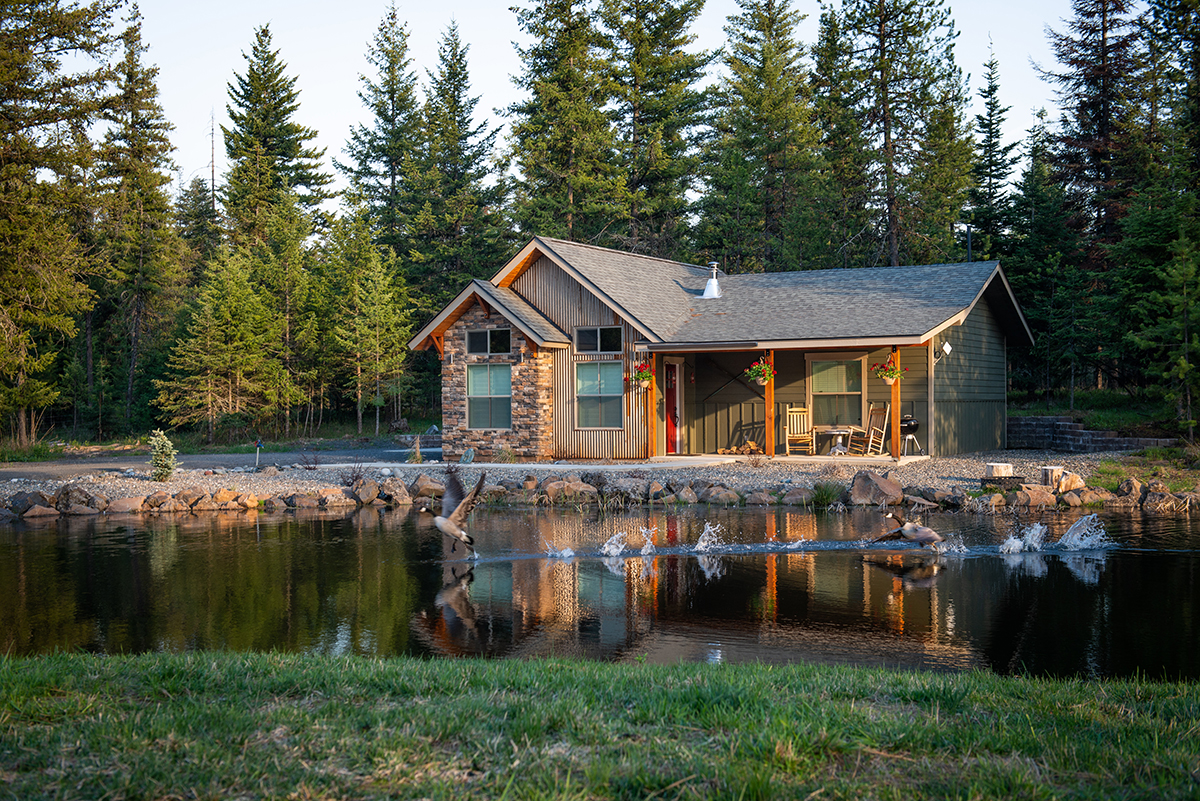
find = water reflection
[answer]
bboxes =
[0,506,1197,679]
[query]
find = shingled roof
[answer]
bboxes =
[409,237,1034,352]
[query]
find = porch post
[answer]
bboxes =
[765,350,775,456]
[647,365,657,459]
[890,346,901,458]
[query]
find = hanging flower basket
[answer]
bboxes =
[744,357,776,385]
[871,357,907,384]
[627,361,653,390]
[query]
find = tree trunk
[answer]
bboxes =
[125,293,144,431]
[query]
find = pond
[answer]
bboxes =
[1,505,1196,680]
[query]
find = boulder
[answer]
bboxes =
[409,474,445,500]
[1058,492,1083,507]
[848,470,904,506]
[1005,488,1058,507]
[351,478,380,504]
[287,494,320,509]
[157,498,189,513]
[1076,487,1113,506]
[699,485,740,505]
[744,491,773,506]
[191,497,219,512]
[22,504,59,518]
[1117,477,1144,499]
[9,490,52,515]
[236,493,258,510]
[676,487,699,504]
[781,487,814,506]
[647,480,667,500]
[604,478,648,502]
[107,497,146,514]
[378,477,412,505]
[522,475,539,491]
[53,484,93,512]
[65,503,99,516]
[258,465,280,476]
[1057,472,1086,494]
[319,487,357,507]
[260,497,287,512]
[143,490,172,509]
[542,480,569,501]
[174,487,208,507]
[564,481,598,498]
[212,488,239,505]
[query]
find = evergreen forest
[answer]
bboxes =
[3,0,1199,447]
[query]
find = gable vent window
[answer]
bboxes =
[467,328,511,355]
[576,326,622,353]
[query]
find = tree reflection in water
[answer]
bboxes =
[0,505,1196,679]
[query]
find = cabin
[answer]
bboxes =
[407,236,1034,462]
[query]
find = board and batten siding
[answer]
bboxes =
[510,256,650,459]
[932,298,1007,455]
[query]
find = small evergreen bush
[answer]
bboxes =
[148,429,179,482]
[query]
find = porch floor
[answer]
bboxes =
[651,453,930,467]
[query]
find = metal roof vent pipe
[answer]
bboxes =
[702,262,722,299]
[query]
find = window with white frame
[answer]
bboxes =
[466,364,511,429]
[576,361,622,428]
[575,325,622,353]
[466,328,511,355]
[809,358,864,427]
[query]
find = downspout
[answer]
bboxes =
[928,339,936,456]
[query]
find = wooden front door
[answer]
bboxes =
[665,363,679,454]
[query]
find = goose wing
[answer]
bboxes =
[446,470,486,528]
[441,466,465,517]
[871,528,907,543]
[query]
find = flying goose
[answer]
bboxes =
[872,509,944,549]
[421,466,486,555]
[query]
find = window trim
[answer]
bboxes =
[804,352,867,429]
[466,327,512,356]
[574,359,624,430]
[465,363,512,430]
[574,325,624,354]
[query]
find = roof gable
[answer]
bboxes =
[407,279,571,353]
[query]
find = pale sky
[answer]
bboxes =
[135,0,1080,198]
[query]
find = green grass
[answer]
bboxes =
[1008,388,1176,438]
[4,653,1194,800]
[0,441,62,462]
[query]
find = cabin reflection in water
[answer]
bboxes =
[413,509,978,671]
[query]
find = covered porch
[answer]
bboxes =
[640,343,935,462]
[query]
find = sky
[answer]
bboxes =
[136,0,1080,198]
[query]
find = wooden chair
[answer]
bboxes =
[785,406,814,456]
[849,403,889,456]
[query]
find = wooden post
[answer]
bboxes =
[890,347,901,459]
[647,363,657,459]
[765,350,775,456]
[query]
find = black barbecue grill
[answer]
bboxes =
[899,415,923,455]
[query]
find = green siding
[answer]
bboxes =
[933,297,1007,455]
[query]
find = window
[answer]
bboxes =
[466,364,511,429]
[467,328,511,355]
[575,326,622,353]
[810,359,863,427]
[576,361,623,428]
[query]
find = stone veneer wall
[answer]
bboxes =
[440,304,554,461]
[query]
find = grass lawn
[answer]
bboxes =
[2,653,1196,800]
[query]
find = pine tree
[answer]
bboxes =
[507,0,629,243]
[175,177,222,284]
[154,253,284,443]
[843,0,967,266]
[94,7,185,434]
[968,51,1019,260]
[696,0,813,272]
[223,24,332,244]
[598,0,712,259]
[1042,0,1142,251]
[0,0,120,446]
[328,211,409,435]
[243,192,313,435]
[337,3,422,254]
[406,21,508,321]
[794,7,876,269]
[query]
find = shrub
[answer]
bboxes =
[148,429,179,482]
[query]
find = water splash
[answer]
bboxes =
[1000,522,1047,554]
[1056,514,1111,550]
[1003,552,1049,578]
[934,535,969,555]
[602,556,625,576]
[600,531,628,557]
[639,526,657,555]
[1062,553,1107,585]
[694,522,725,552]
[544,542,575,559]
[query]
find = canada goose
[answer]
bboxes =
[420,466,486,555]
[872,508,944,548]
[862,553,943,589]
